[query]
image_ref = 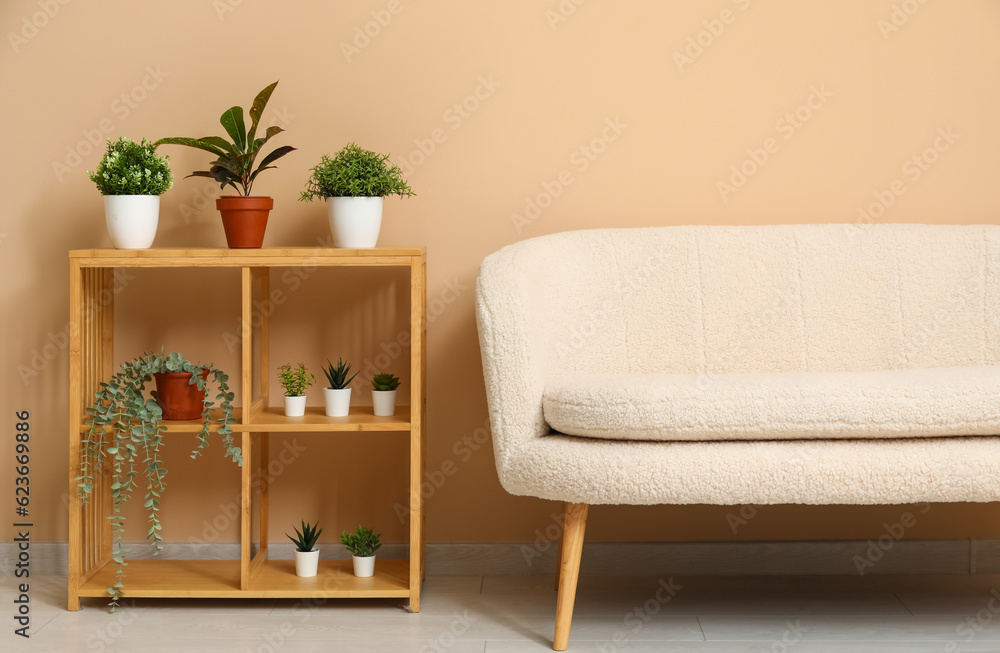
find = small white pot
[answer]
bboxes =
[104,195,160,249]
[294,549,319,578]
[352,555,375,578]
[324,387,352,417]
[328,196,384,248]
[284,395,307,417]
[372,390,397,417]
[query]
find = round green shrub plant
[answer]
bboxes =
[88,137,174,196]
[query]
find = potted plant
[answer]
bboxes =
[299,143,414,248]
[278,363,314,417]
[371,372,401,417]
[155,81,295,248]
[87,137,174,249]
[322,358,358,417]
[77,350,240,610]
[286,520,323,578]
[341,525,382,578]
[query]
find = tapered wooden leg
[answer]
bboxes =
[554,509,564,591]
[554,502,588,651]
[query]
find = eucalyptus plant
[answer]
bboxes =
[154,81,295,196]
[77,350,240,611]
[299,143,414,200]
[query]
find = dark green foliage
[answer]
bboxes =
[286,520,323,552]
[155,81,295,196]
[372,372,400,391]
[323,358,358,390]
[299,143,414,200]
[340,526,382,557]
[88,137,173,196]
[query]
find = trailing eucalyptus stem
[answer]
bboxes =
[77,350,241,611]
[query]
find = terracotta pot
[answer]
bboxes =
[153,370,209,420]
[216,196,273,248]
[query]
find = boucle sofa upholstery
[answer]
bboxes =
[476,224,1000,507]
[476,224,1000,650]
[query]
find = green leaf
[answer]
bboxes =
[219,106,247,152]
[255,145,296,171]
[198,136,236,155]
[154,137,226,158]
[248,81,278,144]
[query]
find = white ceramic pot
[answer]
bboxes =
[104,195,160,249]
[324,387,352,417]
[284,395,307,417]
[352,554,375,578]
[327,196,384,248]
[372,390,397,417]
[294,549,319,578]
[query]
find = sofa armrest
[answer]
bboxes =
[475,250,550,485]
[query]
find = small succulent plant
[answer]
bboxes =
[340,525,382,558]
[278,363,315,396]
[286,520,323,552]
[323,358,358,390]
[372,372,400,392]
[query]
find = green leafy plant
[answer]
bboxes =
[286,520,323,552]
[340,526,382,558]
[299,143,415,200]
[88,137,174,196]
[154,81,295,196]
[278,363,315,396]
[372,372,400,391]
[77,350,240,611]
[323,358,358,390]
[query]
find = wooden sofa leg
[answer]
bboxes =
[554,509,564,591]
[554,502,588,651]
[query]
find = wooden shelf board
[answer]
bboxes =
[251,559,410,597]
[70,247,426,268]
[78,408,243,434]
[246,405,412,432]
[79,559,241,597]
[77,558,410,599]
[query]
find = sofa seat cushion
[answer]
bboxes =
[542,367,1000,442]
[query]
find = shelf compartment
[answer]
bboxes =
[250,559,410,597]
[79,559,242,598]
[78,558,410,599]
[246,405,412,432]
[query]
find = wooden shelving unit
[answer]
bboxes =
[67,247,426,610]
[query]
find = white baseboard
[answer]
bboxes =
[2,538,995,577]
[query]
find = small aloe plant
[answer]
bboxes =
[371,372,400,391]
[286,520,323,552]
[323,358,358,390]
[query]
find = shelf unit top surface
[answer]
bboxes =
[71,247,425,259]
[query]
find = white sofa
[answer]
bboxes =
[475,224,1000,650]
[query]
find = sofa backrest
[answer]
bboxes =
[496,224,1000,375]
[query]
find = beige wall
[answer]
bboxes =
[4,0,1000,548]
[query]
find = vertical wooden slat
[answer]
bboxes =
[67,260,82,610]
[408,254,427,611]
[260,432,269,556]
[242,267,253,421]
[259,268,270,405]
[240,432,253,590]
[83,269,94,573]
[99,268,115,561]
